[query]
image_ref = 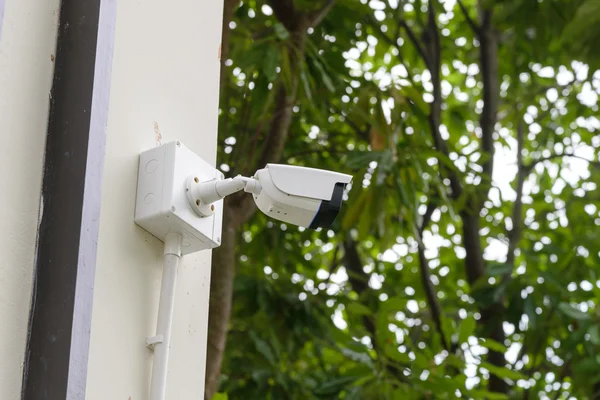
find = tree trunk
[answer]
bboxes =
[475,3,506,393]
[204,204,238,399]
[204,2,316,396]
[219,0,237,87]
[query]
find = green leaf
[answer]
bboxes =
[213,393,229,400]
[262,46,280,82]
[479,362,527,381]
[313,376,357,395]
[539,271,569,294]
[357,194,374,239]
[380,296,407,312]
[346,302,373,316]
[340,347,374,367]
[486,262,512,277]
[400,85,429,115]
[249,331,276,365]
[342,189,372,230]
[558,302,591,321]
[344,387,363,400]
[469,390,509,400]
[300,68,312,101]
[413,350,430,369]
[279,46,293,93]
[273,23,289,40]
[589,325,600,345]
[235,45,265,70]
[524,297,537,330]
[459,315,476,344]
[479,338,507,353]
[384,345,411,364]
[346,150,381,169]
[310,56,335,92]
[419,148,461,173]
[574,357,600,375]
[562,0,600,41]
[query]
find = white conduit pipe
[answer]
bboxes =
[148,232,182,400]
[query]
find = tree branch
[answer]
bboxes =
[255,83,298,169]
[219,0,238,86]
[478,6,498,195]
[460,2,506,394]
[326,243,341,280]
[456,0,480,35]
[343,239,371,302]
[217,0,239,175]
[400,21,430,68]
[506,121,525,271]
[460,207,486,283]
[337,110,370,143]
[205,209,238,399]
[268,0,300,31]
[309,0,336,27]
[420,203,437,235]
[525,152,600,171]
[395,10,456,351]
[415,204,449,351]
[410,7,457,346]
[423,2,462,199]
[375,22,418,86]
[460,1,499,287]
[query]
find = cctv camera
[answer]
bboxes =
[187,164,352,229]
[251,164,352,229]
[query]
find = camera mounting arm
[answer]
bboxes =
[185,164,352,228]
[186,175,261,217]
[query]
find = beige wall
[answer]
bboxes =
[85,0,223,398]
[0,0,59,397]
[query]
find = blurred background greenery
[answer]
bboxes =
[206,0,600,399]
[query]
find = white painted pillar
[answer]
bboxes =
[85,0,223,399]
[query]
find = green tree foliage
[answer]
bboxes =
[208,0,600,399]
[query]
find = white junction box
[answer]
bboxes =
[134,141,223,254]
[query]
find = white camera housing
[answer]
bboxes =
[251,164,352,229]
